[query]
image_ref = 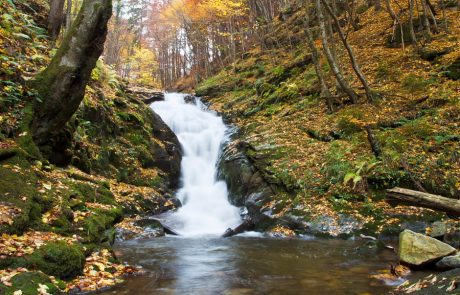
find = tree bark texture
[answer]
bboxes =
[31,0,112,146]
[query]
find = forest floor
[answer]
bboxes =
[194,0,460,237]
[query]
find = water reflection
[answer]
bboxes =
[100,237,396,295]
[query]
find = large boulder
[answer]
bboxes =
[126,86,165,104]
[217,140,276,230]
[148,111,183,189]
[399,229,456,267]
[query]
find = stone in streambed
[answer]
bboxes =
[134,219,165,237]
[436,253,460,270]
[428,221,447,239]
[184,95,196,104]
[134,218,180,236]
[399,229,456,267]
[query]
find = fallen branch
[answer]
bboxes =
[386,187,460,216]
[222,219,255,238]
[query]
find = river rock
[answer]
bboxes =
[399,229,456,266]
[184,95,196,104]
[126,86,164,104]
[443,223,460,248]
[134,219,165,237]
[436,253,460,270]
[428,221,448,239]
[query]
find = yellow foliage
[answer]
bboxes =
[127,48,159,87]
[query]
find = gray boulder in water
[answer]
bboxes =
[436,253,460,270]
[399,229,456,267]
[184,95,196,104]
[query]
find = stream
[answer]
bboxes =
[100,93,396,294]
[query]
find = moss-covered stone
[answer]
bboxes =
[29,242,85,279]
[445,56,460,80]
[80,208,123,243]
[6,272,61,295]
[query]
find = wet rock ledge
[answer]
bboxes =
[217,138,280,231]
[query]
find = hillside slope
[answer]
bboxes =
[0,1,181,293]
[196,0,460,237]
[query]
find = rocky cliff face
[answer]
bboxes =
[217,138,277,230]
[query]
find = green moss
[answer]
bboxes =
[399,118,435,140]
[69,181,116,205]
[29,241,85,279]
[81,208,122,243]
[0,155,50,234]
[5,272,61,295]
[402,74,431,93]
[17,104,42,159]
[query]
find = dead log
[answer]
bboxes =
[386,187,460,216]
[222,219,255,238]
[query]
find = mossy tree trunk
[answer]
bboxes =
[31,0,112,148]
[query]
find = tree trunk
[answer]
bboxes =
[31,0,112,147]
[386,187,460,217]
[304,15,334,112]
[421,0,432,39]
[440,0,448,32]
[365,125,381,158]
[409,0,418,45]
[321,0,374,102]
[425,0,439,33]
[48,0,66,41]
[315,0,359,104]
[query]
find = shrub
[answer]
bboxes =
[376,61,400,81]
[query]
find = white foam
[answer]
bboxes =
[152,93,241,236]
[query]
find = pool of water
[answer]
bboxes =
[100,236,397,295]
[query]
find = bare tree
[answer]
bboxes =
[408,0,418,45]
[304,12,334,112]
[315,0,359,103]
[321,0,374,102]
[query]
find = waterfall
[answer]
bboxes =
[151,93,241,236]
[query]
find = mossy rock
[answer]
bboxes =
[4,272,61,295]
[0,156,51,234]
[81,208,123,243]
[445,56,460,81]
[29,242,85,280]
[69,181,115,205]
[418,46,452,62]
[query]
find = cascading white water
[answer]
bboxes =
[151,93,241,236]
